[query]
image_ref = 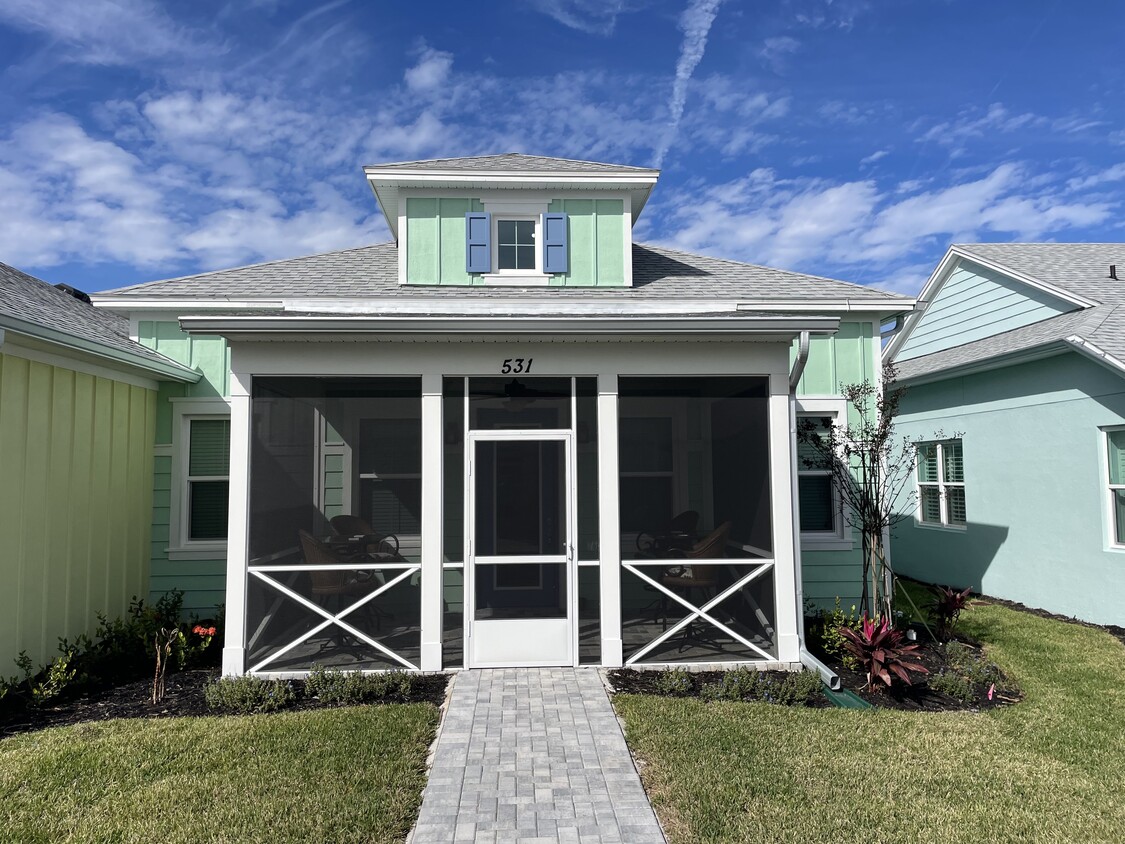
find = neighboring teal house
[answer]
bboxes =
[0,262,198,671]
[887,243,1125,626]
[91,153,913,675]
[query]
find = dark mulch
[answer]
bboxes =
[0,670,449,739]
[606,668,832,708]
[822,635,1020,712]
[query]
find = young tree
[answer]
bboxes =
[797,361,919,620]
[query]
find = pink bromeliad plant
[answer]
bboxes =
[839,615,929,690]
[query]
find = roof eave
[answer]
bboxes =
[0,314,201,383]
[179,313,840,338]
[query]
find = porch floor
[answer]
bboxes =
[408,668,665,844]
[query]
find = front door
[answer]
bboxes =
[467,431,574,667]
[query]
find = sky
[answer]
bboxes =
[0,0,1123,294]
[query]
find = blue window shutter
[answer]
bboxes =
[542,213,568,274]
[466,212,491,273]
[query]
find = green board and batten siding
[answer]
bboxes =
[791,320,878,609]
[0,353,156,670]
[138,321,231,616]
[896,259,1077,361]
[405,197,626,286]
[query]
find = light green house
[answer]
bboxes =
[91,153,913,675]
[888,243,1125,626]
[0,263,198,671]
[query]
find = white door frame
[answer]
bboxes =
[465,428,577,668]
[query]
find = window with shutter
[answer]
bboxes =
[916,438,966,528]
[465,211,491,273]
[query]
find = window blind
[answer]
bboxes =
[189,419,231,476]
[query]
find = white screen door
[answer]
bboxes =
[467,431,575,667]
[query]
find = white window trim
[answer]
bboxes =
[915,438,966,531]
[794,398,852,551]
[480,198,551,285]
[168,398,232,559]
[1101,426,1125,552]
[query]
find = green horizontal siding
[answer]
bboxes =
[0,353,155,671]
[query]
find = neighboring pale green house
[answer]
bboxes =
[90,153,913,675]
[888,243,1125,626]
[0,263,198,671]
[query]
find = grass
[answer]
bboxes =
[615,603,1125,844]
[0,704,438,844]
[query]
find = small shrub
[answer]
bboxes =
[203,675,296,714]
[840,614,929,690]
[654,669,693,697]
[942,642,1006,688]
[700,668,762,701]
[772,669,824,705]
[930,585,972,639]
[929,670,975,703]
[29,650,78,707]
[815,599,860,668]
[305,665,414,704]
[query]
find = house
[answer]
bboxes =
[0,262,198,671]
[887,243,1125,626]
[91,153,913,675]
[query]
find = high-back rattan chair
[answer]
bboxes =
[328,515,401,559]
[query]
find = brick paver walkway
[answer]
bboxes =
[409,668,666,843]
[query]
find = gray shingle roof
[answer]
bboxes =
[99,242,908,304]
[0,261,195,376]
[363,152,658,175]
[894,243,1125,382]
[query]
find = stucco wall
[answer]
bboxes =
[892,351,1125,625]
[0,352,156,671]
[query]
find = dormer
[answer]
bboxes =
[363,153,659,287]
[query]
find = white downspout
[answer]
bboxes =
[788,330,841,690]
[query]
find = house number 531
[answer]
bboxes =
[501,358,533,374]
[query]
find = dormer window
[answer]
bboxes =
[497,219,537,271]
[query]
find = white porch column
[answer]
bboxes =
[769,378,801,663]
[597,372,623,666]
[222,370,251,676]
[419,372,443,671]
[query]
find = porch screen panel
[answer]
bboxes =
[468,376,571,430]
[617,377,771,557]
[576,378,599,560]
[246,377,422,672]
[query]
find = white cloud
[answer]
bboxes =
[0,0,219,65]
[860,149,889,165]
[405,46,454,93]
[758,36,800,73]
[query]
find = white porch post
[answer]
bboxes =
[597,372,623,666]
[419,371,443,671]
[222,370,251,676]
[769,376,801,663]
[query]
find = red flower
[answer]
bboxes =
[192,625,217,637]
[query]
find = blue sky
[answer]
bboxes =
[0,0,1122,294]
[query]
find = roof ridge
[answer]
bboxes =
[637,242,907,299]
[101,242,393,294]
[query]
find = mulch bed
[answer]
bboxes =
[0,670,449,739]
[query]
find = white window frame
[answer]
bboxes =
[915,438,966,531]
[1101,426,1125,551]
[795,398,851,551]
[480,198,550,285]
[168,398,232,560]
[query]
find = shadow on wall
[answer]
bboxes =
[891,515,1010,593]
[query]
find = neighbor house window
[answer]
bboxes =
[917,439,965,528]
[1105,429,1125,545]
[186,417,230,541]
[797,416,841,537]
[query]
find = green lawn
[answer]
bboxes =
[0,704,438,844]
[615,603,1125,844]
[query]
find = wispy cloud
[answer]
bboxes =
[758,35,800,73]
[860,149,889,165]
[0,0,221,65]
[529,0,637,36]
[654,0,726,168]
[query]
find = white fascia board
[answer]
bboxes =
[362,169,659,185]
[179,313,840,337]
[1063,335,1125,378]
[737,299,915,314]
[952,246,1099,310]
[90,297,285,311]
[0,314,200,383]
